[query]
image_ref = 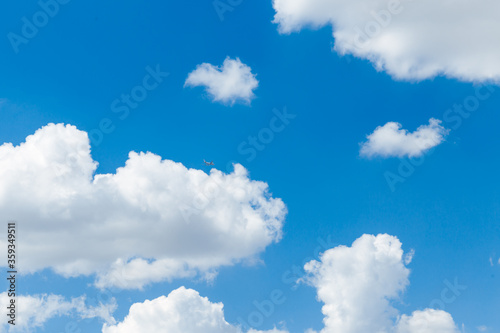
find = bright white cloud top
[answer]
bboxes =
[185,57,259,105]
[0,292,116,332]
[272,0,500,82]
[360,118,448,158]
[0,124,286,289]
[103,234,459,333]
[396,310,460,333]
[102,287,287,333]
[304,234,459,333]
[102,287,237,333]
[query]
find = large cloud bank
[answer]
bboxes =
[104,234,459,333]
[0,124,286,289]
[273,0,500,82]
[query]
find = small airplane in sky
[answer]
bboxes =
[203,159,214,166]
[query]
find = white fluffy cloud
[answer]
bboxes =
[0,292,116,332]
[304,234,460,333]
[102,287,287,333]
[105,234,459,333]
[396,310,460,333]
[273,0,500,82]
[102,287,237,333]
[185,57,259,105]
[0,124,286,289]
[360,118,448,158]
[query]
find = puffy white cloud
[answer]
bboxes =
[360,118,448,158]
[102,287,288,333]
[102,287,238,333]
[304,234,410,332]
[272,0,500,82]
[304,234,460,333]
[185,57,258,105]
[396,310,460,333]
[0,292,116,332]
[0,124,286,289]
[103,234,460,333]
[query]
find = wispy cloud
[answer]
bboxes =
[0,292,116,332]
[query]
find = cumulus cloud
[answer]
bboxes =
[0,124,286,289]
[304,234,460,333]
[0,292,116,332]
[272,0,500,82]
[102,287,287,333]
[102,287,237,333]
[396,310,460,333]
[103,234,460,333]
[185,57,259,105]
[360,118,449,158]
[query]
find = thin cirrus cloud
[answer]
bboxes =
[272,0,500,82]
[0,123,286,290]
[103,234,459,333]
[0,292,116,332]
[359,118,449,158]
[185,57,259,105]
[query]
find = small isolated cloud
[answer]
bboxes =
[272,0,500,82]
[102,287,287,333]
[477,325,488,332]
[488,254,500,266]
[404,249,415,265]
[0,292,116,332]
[304,234,460,333]
[360,118,449,158]
[0,124,286,289]
[185,57,258,105]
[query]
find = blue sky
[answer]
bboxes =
[1,0,499,332]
